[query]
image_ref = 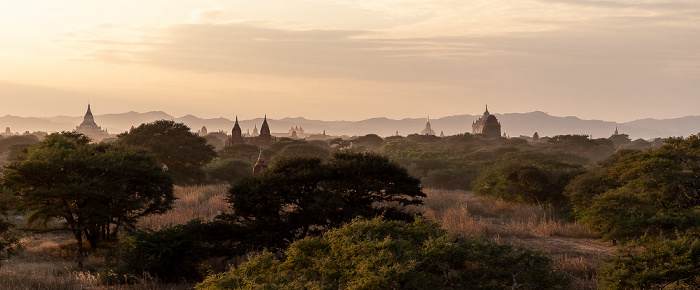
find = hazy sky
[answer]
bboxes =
[2,0,699,122]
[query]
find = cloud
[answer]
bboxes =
[52,1,700,121]
[73,22,493,83]
[71,19,700,84]
[189,8,225,24]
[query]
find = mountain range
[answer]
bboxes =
[1,111,699,140]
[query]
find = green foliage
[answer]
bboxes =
[219,152,425,251]
[599,233,700,289]
[218,143,260,162]
[547,135,615,163]
[472,151,585,207]
[271,142,331,163]
[0,181,22,263]
[0,134,40,153]
[117,120,216,185]
[578,135,700,240]
[204,158,252,184]
[203,133,226,150]
[381,136,481,189]
[350,134,384,152]
[197,217,568,290]
[116,219,239,283]
[422,166,478,190]
[563,150,636,217]
[2,133,174,266]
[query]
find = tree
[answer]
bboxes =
[219,152,425,250]
[117,120,216,184]
[203,158,252,184]
[218,143,259,162]
[599,233,700,288]
[3,133,174,267]
[271,142,331,163]
[0,181,21,264]
[472,151,585,207]
[547,135,615,163]
[350,133,384,152]
[197,217,568,289]
[563,150,637,217]
[579,135,700,240]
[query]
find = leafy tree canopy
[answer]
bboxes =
[3,133,174,267]
[197,217,568,290]
[117,120,216,184]
[219,152,425,250]
[218,143,259,162]
[203,158,252,185]
[472,151,585,207]
[579,135,700,240]
[350,133,384,152]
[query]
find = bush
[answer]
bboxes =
[115,219,241,283]
[599,233,700,289]
[197,217,569,289]
[472,152,585,207]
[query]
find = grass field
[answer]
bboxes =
[0,185,613,289]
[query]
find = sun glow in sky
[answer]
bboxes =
[2,0,700,121]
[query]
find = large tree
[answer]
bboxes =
[579,135,700,240]
[118,120,216,184]
[3,133,174,267]
[219,152,425,250]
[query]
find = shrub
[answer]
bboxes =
[116,219,240,283]
[599,233,700,288]
[197,217,569,289]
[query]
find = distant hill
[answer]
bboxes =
[1,111,699,140]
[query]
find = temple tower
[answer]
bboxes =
[256,115,273,147]
[420,116,435,135]
[471,105,502,138]
[226,116,244,147]
[252,148,268,175]
[74,104,109,141]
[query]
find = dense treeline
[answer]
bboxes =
[1,120,697,288]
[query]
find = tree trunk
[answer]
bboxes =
[84,229,99,250]
[74,230,84,268]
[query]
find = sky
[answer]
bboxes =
[1,0,699,122]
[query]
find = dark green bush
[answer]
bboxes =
[115,219,241,283]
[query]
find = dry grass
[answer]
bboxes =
[137,184,229,230]
[422,188,599,240]
[420,188,613,289]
